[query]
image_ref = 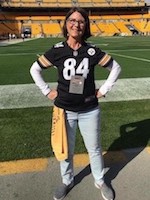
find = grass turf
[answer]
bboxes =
[0,100,149,162]
[0,36,150,85]
[0,36,150,161]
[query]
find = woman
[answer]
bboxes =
[30,7,121,200]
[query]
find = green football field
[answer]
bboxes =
[0,36,150,161]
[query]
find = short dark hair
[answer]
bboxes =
[62,7,92,40]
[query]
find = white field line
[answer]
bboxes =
[0,49,150,57]
[110,52,150,62]
[110,49,150,52]
[0,78,150,109]
[0,52,43,56]
[0,38,38,47]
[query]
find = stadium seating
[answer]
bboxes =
[0,22,20,35]
[1,0,39,8]
[100,15,120,20]
[120,14,143,19]
[131,20,147,33]
[90,22,101,36]
[1,0,146,8]
[98,22,120,36]
[114,21,132,35]
[92,0,110,7]
[143,13,150,19]
[110,0,128,7]
[143,21,150,34]
[50,16,65,21]
[42,23,62,36]
[42,0,59,7]
[77,0,93,7]
[0,14,6,20]
[0,0,149,37]
[57,0,72,7]
[21,0,36,2]
[42,0,72,7]
[30,16,50,21]
[126,0,145,7]
[30,24,42,37]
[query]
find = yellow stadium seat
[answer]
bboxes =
[43,0,57,2]
[42,23,62,36]
[131,20,147,33]
[30,16,50,21]
[21,0,36,2]
[143,14,150,19]
[101,15,120,20]
[92,0,109,7]
[0,22,20,35]
[114,21,132,35]
[98,22,120,36]
[57,0,72,7]
[30,23,42,37]
[78,0,92,2]
[120,14,143,20]
[90,22,101,36]
[89,16,102,20]
[143,21,150,34]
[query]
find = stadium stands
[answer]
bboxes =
[90,22,102,36]
[30,23,42,37]
[0,0,150,38]
[0,22,20,36]
[113,21,133,35]
[42,23,62,36]
[0,0,146,8]
[143,21,150,33]
[98,22,120,36]
[131,20,147,33]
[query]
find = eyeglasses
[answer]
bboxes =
[67,18,86,26]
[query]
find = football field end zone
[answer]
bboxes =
[0,147,150,176]
[0,78,150,109]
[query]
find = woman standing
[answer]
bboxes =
[30,7,121,200]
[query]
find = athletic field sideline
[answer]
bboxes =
[0,38,150,163]
[0,78,150,109]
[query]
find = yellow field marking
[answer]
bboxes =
[0,158,48,176]
[146,147,150,154]
[0,150,133,175]
[74,154,90,167]
[73,151,127,167]
[103,151,127,165]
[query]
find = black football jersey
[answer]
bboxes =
[37,41,113,111]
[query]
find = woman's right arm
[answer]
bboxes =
[30,61,58,100]
[30,61,51,96]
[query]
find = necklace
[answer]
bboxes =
[67,41,81,57]
[73,50,78,56]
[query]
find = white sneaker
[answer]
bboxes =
[95,182,114,200]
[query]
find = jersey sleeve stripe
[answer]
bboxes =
[38,55,52,68]
[98,54,111,67]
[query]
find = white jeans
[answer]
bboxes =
[60,106,104,186]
